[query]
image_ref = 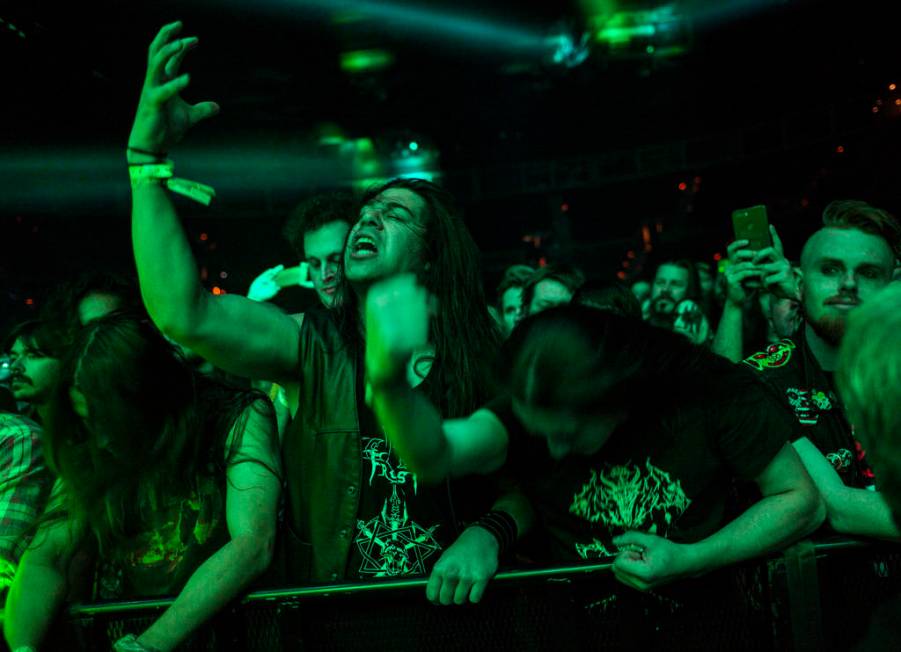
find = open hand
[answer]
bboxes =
[426,526,499,605]
[127,21,219,158]
[247,264,285,302]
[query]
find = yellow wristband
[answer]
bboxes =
[129,161,173,186]
[128,160,216,206]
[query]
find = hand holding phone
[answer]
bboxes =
[753,226,798,300]
[731,205,772,251]
[730,205,772,290]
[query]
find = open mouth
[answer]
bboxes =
[826,298,860,308]
[350,233,379,259]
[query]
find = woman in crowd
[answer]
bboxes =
[3,312,281,652]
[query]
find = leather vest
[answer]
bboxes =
[282,310,363,583]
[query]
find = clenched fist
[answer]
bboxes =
[365,274,433,388]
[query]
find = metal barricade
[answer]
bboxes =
[1,538,898,651]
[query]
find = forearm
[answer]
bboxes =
[370,381,450,483]
[826,487,900,540]
[490,490,535,540]
[3,559,68,649]
[131,182,208,339]
[711,302,744,362]
[138,536,271,652]
[791,438,898,538]
[0,500,46,571]
[683,487,823,576]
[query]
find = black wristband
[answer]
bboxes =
[127,146,167,160]
[471,510,518,556]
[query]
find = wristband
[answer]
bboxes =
[471,510,518,556]
[128,160,216,206]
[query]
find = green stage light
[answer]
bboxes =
[340,49,394,73]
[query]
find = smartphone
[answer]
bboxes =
[731,205,771,251]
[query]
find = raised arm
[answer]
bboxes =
[365,275,508,482]
[793,437,900,540]
[712,239,759,362]
[128,22,299,385]
[131,399,282,652]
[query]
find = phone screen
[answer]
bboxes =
[731,205,771,250]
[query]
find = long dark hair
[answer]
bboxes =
[42,312,271,554]
[501,304,725,417]
[334,178,501,417]
[3,319,69,359]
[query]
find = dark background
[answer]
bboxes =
[2,0,899,333]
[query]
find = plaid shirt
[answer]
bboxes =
[0,412,52,586]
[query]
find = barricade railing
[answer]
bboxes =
[1,537,898,651]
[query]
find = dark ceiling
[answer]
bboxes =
[2,0,895,161]
[2,0,899,330]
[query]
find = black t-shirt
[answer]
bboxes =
[743,335,876,489]
[346,365,453,579]
[485,363,794,562]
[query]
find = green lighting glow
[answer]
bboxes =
[598,24,656,44]
[316,122,346,146]
[408,141,419,151]
[592,3,685,51]
[654,45,687,57]
[340,49,394,73]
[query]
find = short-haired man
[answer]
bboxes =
[250,193,356,307]
[521,264,584,317]
[495,264,534,337]
[249,193,357,436]
[744,200,901,540]
[281,193,356,309]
